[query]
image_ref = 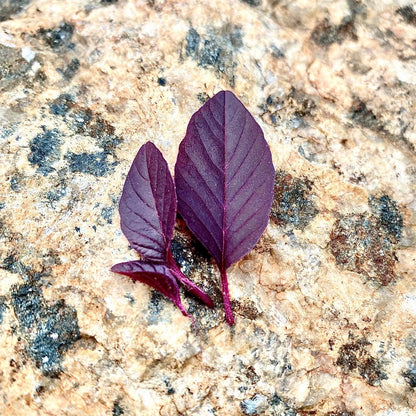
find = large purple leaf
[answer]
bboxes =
[119,142,176,263]
[111,261,190,318]
[175,91,275,324]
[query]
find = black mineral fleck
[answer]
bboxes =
[183,25,243,86]
[287,87,316,118]
[69,108,93,133]
[231,298,261,320]
[39,22,75,52]
[28,129,62,176]
[64,106,121,155]
[403,361,416,388]
[163,377,175,395]
[59,58,80,80]
[1,122,18,139]
[65,151,115,177]
[396,5,416,25]
[311,16,357,47]
[112,401,124,415]
[269,394,297,416]
[199,39,222,67]
[271,44,285,58]
[88,117,120,155]
[336,340,387,386]
[329,209,398,285]
[349,99,382,131]
[101,206,115,224]
[240,0,261,6]
[1,253,27,275]
[197,92,210,103]
[271,171,318,230]
[11,285,42,328]
[369,195,403,241]
[358,356,387,386]
[0,296,7,324]
[10,174,22,192]
[185,28,200,58]
[11,283,80,377]
[147,291,165,325]
[46,183,67,203]
[49,93,75,116]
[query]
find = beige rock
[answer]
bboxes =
[0,0,415,415]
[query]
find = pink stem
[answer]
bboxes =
[167,250,214,308]
[220,268,235,325]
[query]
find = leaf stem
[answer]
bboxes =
[167,250,214,308]
[220,268,235,325]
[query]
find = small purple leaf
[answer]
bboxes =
[175,91,275,324]
[119,142,176,263]
[114,141,213,319]
[111,261,191,319]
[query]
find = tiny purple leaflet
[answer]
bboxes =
[175,91,275,325]
[112,142,213,322]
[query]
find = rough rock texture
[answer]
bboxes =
[0,0,415,415]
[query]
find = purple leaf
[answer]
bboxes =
[119,142,176,263]
[114,141,213,320]
[111,261,191,319]
[175,91,275,324]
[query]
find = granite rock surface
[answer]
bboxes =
[1,0,416,415]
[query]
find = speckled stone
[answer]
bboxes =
[1,0,416,415]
